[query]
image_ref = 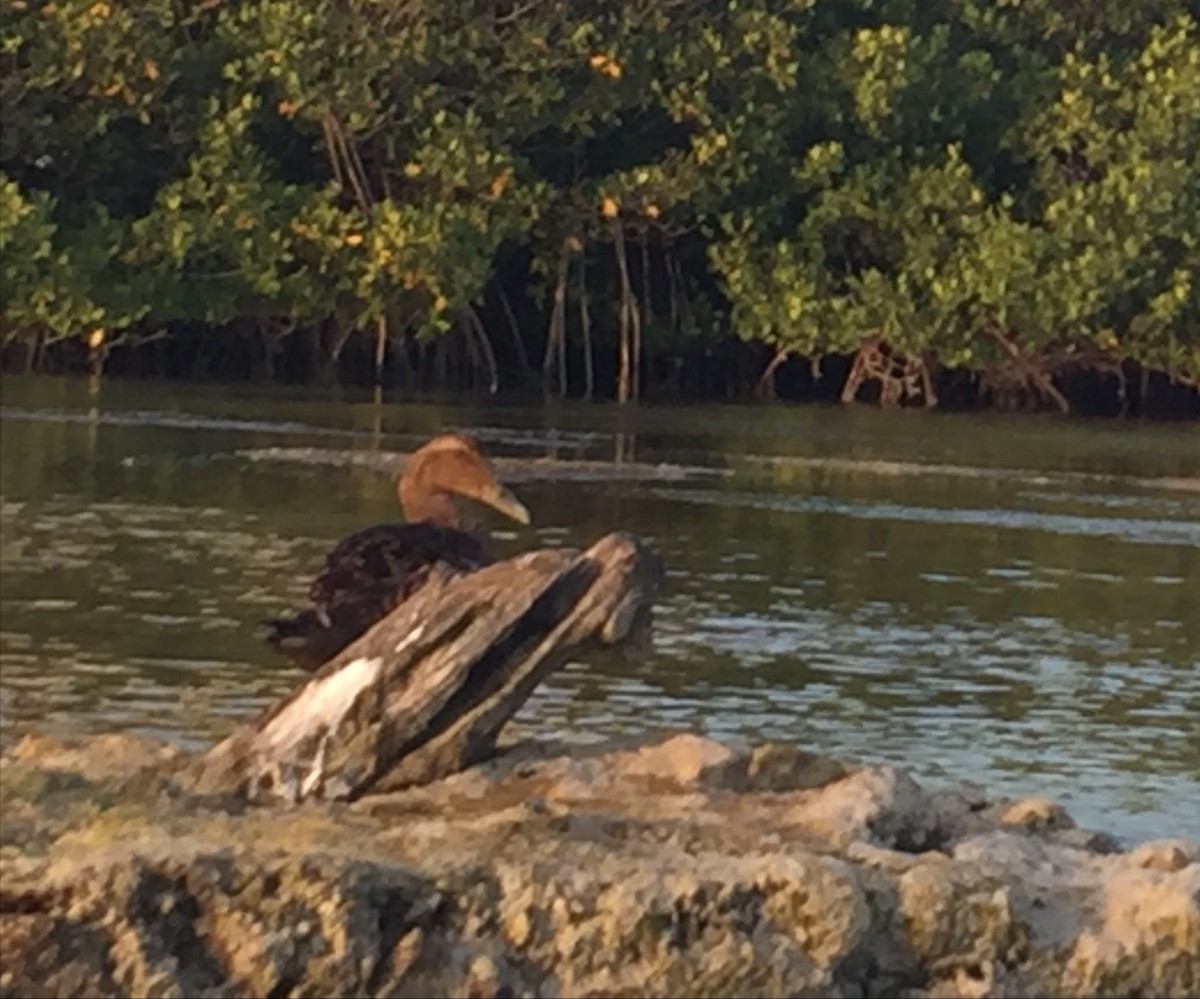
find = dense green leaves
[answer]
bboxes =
[1,0,1197,392]
[704,3,1200,385]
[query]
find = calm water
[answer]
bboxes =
[1,375,1198,842]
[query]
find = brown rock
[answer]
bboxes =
[898,860,1027,973]
[1127,839,1200,872]
[1063,863,1200,997]
[782,764,940,850]
[998,796,1076,833]
[603,732,736,785]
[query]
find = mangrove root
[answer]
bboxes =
[840,335,938,409]
[981,325,1071,414]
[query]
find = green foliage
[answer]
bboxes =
[705,3,1200,384]
[1,0,1197,388]
[1,174,104,339]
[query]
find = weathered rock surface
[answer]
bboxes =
[2,730,1196,999]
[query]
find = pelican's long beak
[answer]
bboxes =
[479,483,531,525]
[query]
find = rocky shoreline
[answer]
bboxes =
[1,531,1194,997]
[2,729,1196,999]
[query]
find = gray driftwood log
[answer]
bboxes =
[183,531,664,802]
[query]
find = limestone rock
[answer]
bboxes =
[2,731,1197,998]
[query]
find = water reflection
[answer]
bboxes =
[1,375,1198,842]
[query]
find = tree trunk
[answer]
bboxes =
[183,532,664,802]
[374,315,388,385]
[28,331,43,373]
[260,323,276,382]
[467,308,500,395]
[434,335,449,391]
[542,245,570,398]
[497,285,534,382]
[756,347,789,401]
[611,219,641,403]
[665,241,679,333]
[316,317,351,385]
[579,252,594,401]
[640,230,652,337]
[393,326,415,390]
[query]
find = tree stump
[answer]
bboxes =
[182,532,664,803]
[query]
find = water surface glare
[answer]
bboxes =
[1,375,1198,843]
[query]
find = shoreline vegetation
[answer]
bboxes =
[2,1,1198,419]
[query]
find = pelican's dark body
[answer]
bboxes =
[262,434,529,672]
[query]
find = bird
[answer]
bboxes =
[262,432,531,672]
